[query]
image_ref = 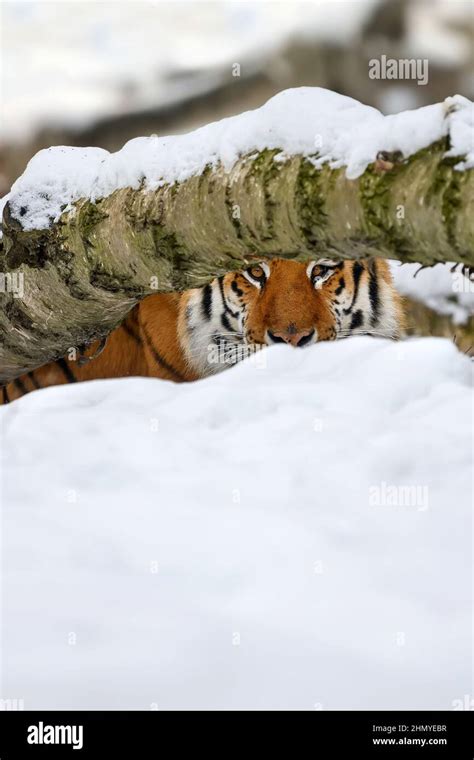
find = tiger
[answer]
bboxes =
[0,257,405,403]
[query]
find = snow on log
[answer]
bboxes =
[0,87,473,384]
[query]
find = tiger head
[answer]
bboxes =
[239,258,339,346]
[181,256,404,376]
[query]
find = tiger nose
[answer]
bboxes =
[267,328,315,347]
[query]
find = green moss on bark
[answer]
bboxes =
[296,158,328,246]
[1,140,473,384]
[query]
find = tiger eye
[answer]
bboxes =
[250,265,263,278]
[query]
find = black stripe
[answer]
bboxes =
[217,276,239,319]
[122,320,142,346]
[3,386,9,404]
[57,358,77,383]
[217,276,226,303]
[201,283,213,321]
[344,261,364,315]
[27,372,42,390]
[350,310,364,331]
[231,279,244,298]
[142,326,185,382]
[221,313,233,332]
[367,259,380,326]
[14,377,28,396]
[334,277,345,296]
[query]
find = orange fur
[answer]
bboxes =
[1,257,404,403]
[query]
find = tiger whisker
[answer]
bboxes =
[334,329,401,341]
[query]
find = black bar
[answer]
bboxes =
[0,710,472,757]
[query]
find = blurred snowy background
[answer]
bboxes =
[1,0,473,345]
[1,0,473,192]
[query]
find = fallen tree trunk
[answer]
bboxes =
[1,88,473,384]
[403,296,474,356]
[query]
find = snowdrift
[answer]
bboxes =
[1,336,472,709]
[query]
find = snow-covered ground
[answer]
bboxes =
[1,336,472,709]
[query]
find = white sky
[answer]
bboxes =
[0,0,471,143]
[0,0,378,141]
